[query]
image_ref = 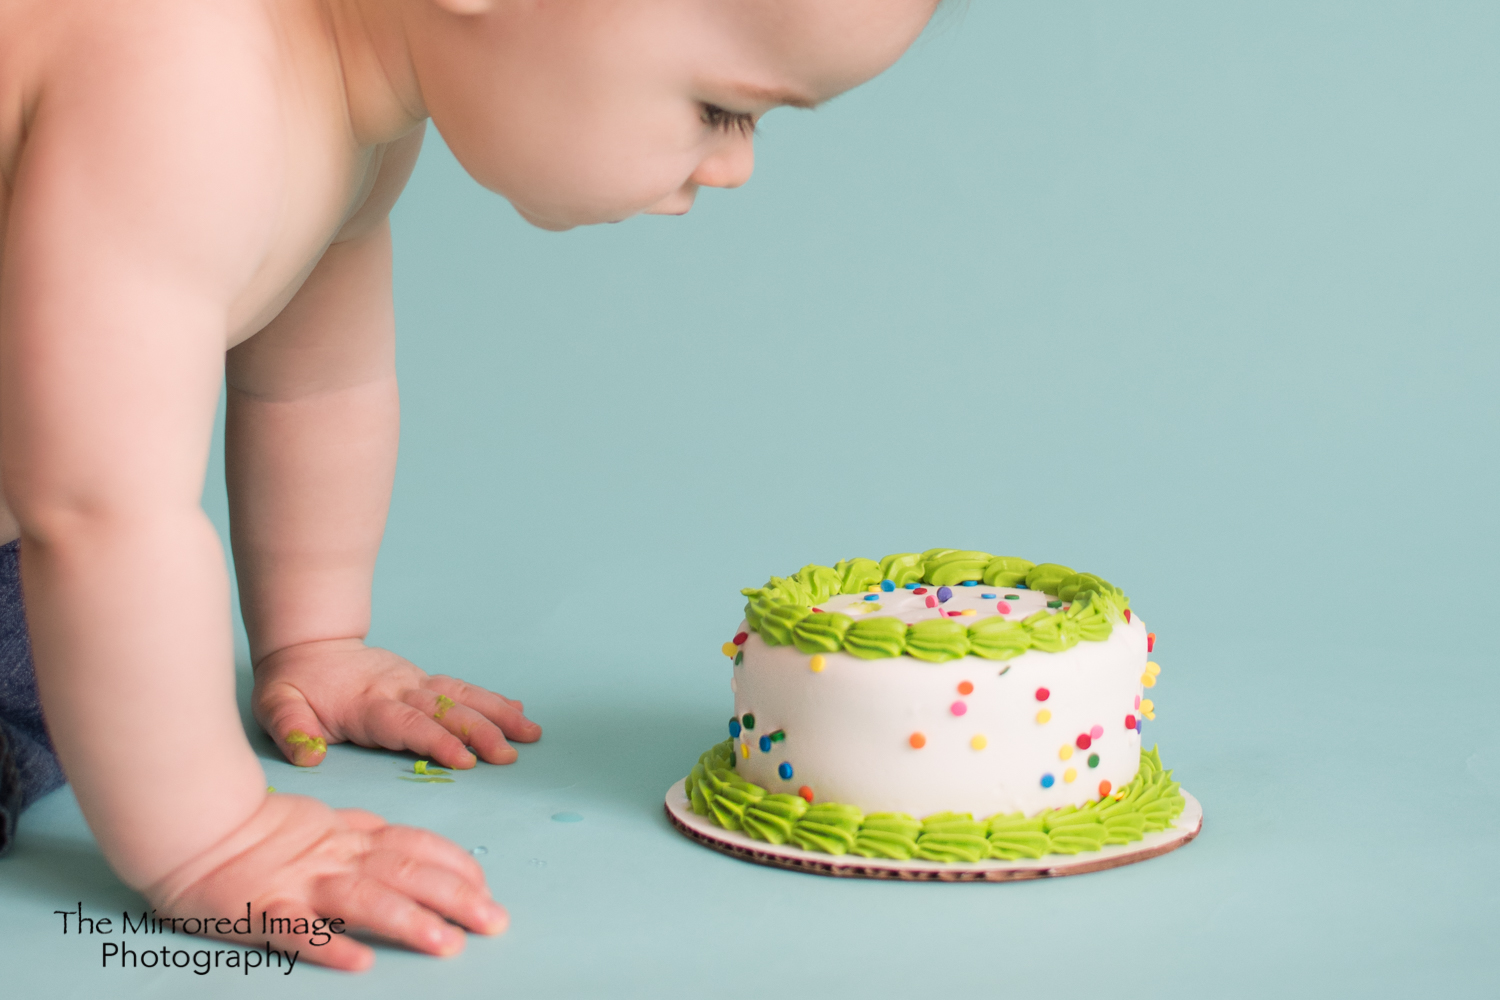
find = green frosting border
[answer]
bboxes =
[740,551,1130,662]
[684,740,1183,862]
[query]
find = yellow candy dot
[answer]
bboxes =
[1059,744,1074,760]
[1140,698,1154,713]
[722,642,737,657]
[970,735,988,750]
[1141,673,1157,687]
[1063,768,1078,783]
[740,742,750,758]
[960,609,977,617]
[809,655,826,673]
[1036,709,1052,724]
[867,585,882,593]
[1146,661,1161,676]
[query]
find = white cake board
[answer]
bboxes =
[665,779,1201,881]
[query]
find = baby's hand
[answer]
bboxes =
[253,640,540,769]
[149,792,504,970]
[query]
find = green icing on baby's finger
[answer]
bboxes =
[284,730,326,760]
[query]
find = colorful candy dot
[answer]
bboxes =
[950,701,968,717]
[812,607,823,613]
[867,585,882,593]
[880,579,896,592]
[742,713,756,730]
[981,593,996,599]
[798,786,814,802]
[1089,724,1104,739]
[1147,632,1156,652]
[1125,714,1136,729]
[1124,608,1132,623]
[1063,768,1077,783]
[809,655,826,672]
[1136,718,1144,733]
[861,594,878,602]
[925,596,938,608]
[904,582,919,590]
[1134,694,1141,709]
[961,580,978,587]
[1098,780,1112,798]
[729,719,742,738]
[759,735,772,752]
[1036,709,1052,724]
[1059,744,1074,761]
[913,587,928,595]
[734,651,743,666]
[1035,687,1050,702]
[936,586,953,603]
[721,642,737,657]
[957,681,974,695]
[996,602,1011,615]
[970,734,987,750]
[769,730,785,742]
[733,632,748,646]
[909,732,927,749]
[1146,661,1161,676]
[959,609,977,617]
[1141,672,1157,687]
[740,743,749,758]
[1040,773,1056,789]
[1006,594,1020,600]
[1088,753,1100,768]
[778,762,793,780]
[1076,734,1092,750]
[1047,600,1062,609]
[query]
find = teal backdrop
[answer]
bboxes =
[3,2,1497,996]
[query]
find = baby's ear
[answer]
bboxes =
[428,0,493,14]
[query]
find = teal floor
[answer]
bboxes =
[3,2,1499,995]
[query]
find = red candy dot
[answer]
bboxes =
[1098,780,1112,798]
[798,786,814,802]
[732,632,748,646]
[811,608,823,614]
[996,602,1011,615]
[1035,687,1050,702]
[950,701,968,717]
[1125,714,1136,729]
[1076,734,1092,750]
[957,681,974,695]
[1147,632,1156,652]
[914,588,928,595]
[1124,609,1132,623]
[909,732,927,749]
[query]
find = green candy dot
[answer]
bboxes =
[734,651,743,666]
[1088,753,1100,768]
[743,713,756,730]
[1047,600,1063,609]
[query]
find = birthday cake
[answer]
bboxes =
[683,551,1186,862]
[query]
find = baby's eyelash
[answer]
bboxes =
[701,103,757,136]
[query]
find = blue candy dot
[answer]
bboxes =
[864,594,879,601]
[1040,774,1055,789]
[961,580,978,587]
[1016,583,1029,589]
[880,579,896,592]
[778,762,794,780]
[759,735,772,752]
[729,719,741,738]
[936,586,953,603]
[904,582,919,590]
[1136,719,1143,733]
[981,593,996,599]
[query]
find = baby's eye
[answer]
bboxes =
[701,103,756,136]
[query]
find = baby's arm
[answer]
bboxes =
[227,129,539,769]
[2,17,500,968]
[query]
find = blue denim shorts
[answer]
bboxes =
[0,539,66,854]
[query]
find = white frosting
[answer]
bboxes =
[730,587,1147,818]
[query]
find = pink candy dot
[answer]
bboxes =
[925,596,937,608]
[1089,725,1104,739]
[996,602,1011,615]
[950,701,967,717]
[1134,694,1141,709]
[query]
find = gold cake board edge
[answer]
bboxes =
[664,779,1202,882]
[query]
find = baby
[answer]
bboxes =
[0,0,938,971]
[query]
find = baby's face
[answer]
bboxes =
[411,0,939,230]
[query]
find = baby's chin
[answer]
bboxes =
[511,194,687,231]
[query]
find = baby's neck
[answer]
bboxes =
[317,0,428,146]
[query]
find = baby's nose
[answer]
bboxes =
[692,138,755,190]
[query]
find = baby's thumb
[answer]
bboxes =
[259,686,329,766]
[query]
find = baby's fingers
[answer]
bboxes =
[257,900,374,972]
[316,872,469,957]
[364,700,475,769]
[367,849,508,936]
[255,681,329,766]
[427,677,541,744]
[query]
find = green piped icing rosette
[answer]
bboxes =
[685,740,1185,862]
[740,550,1130,662]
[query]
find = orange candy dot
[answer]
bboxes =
[798,785,814,802]
[1098,780,1112,799]
[909,732,927,749]
[957,681,974,695]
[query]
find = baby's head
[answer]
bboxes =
[402,0,941,230]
